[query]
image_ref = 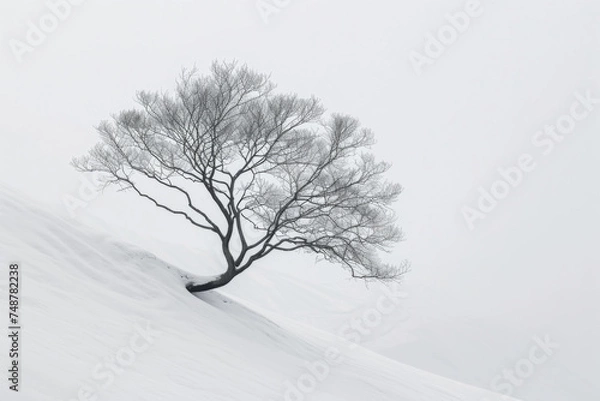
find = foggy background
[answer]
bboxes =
[1,1,599,400]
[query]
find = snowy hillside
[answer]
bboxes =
[0,186,521,401]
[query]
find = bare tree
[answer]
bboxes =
[73,61,407,292]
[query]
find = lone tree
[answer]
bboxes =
[73,61,407,292]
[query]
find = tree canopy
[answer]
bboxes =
[73,61,407,292]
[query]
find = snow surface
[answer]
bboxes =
[0,186,522,401]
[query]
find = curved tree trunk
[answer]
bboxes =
[186,247,240,293]
[186,270,237,292]
[186,280,230,293]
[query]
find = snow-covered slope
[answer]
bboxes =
[0,186,521,401]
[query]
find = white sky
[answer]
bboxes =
[1,0,599,376]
